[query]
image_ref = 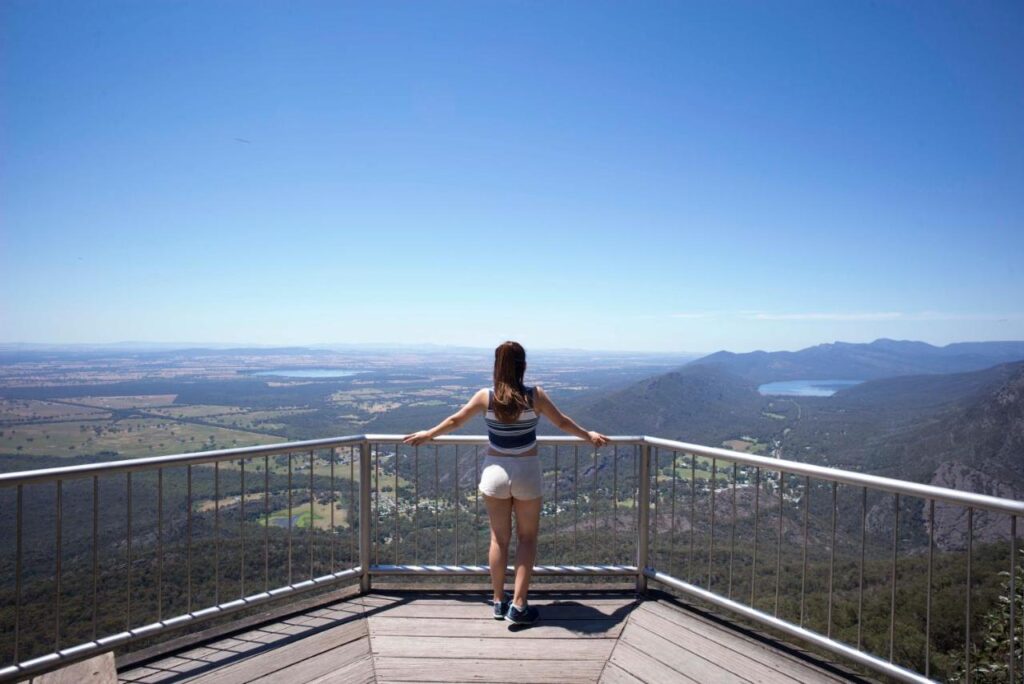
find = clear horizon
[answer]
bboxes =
[3,2,1022,352]
[2,336,1023,357]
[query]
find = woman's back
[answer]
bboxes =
[484,386,539,455]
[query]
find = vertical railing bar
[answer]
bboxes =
[1009,515,1016,684]
[827,480,837,638]
[690,453,696,583]
[434,444,440,566]
[239,458,245,597]
[92,476,98,641]
[775,470,784,617]
[395,444,401,566]
[636,441,650,593]
[263,455,269,592]
[15,484,23,662]
[728,462,737,599]
[187,465,193,613]
[158,467,164,620]
[965,505,973,682]
[626,444,634,557]
[612,445,619,564]
[670,450,678,574]
[926,498,934,678]
[359,441,372,593]
[474,445,480,565]
[309,449,315,581]
[652,447,659,569]
[858,485,866,650]
[126,471,132,630]
[889,492,900,663]
[413,445,419,565]
[287,453,293,585]
[592,445,599,563]
[349,446,355,568]
[55,479,62,651]
[330,448,336,571]
[215,461,220,602]
[573,444,579,565]
[452,444,461,565]
[455,445,460,566]
[751,467,760,607]
[375,444,380,567]
[708,457,716,589]
[554,445,560,557]
[800,475,809,627]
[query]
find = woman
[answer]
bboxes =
[404,341,608,624]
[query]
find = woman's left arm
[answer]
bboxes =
[403,389,489,445]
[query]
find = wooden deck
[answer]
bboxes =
[117,589,860,683]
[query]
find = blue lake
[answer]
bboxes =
[253,369,360,378]
[757,380,863,397]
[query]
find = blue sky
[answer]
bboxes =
[2,1,1022,353]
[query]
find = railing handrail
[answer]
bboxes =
[4,433,1021,516]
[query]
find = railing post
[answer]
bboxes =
[637,440,651,594]
[359,439,372,594]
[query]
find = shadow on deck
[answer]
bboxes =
[116,586,867,683]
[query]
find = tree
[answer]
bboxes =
[952,548,1024,683]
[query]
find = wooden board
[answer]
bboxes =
[120,619,367,684]
[304,655,375,684]
[368,615,624,639]
[364,601,636,620]
[598,662,645,684]
[638,601,848,683]
[371,635,614,661]
[373,657,606,683]
[33,653,117,684]
[607,642,701,684]
[619,619,772,684]
[248,637,370,684]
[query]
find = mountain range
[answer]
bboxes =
[689,338,1024,384]
[572,339,1024,547]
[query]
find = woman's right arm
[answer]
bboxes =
[533,386,608,447]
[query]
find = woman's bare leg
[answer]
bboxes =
[484,495,513,602]
[511,496,542,607]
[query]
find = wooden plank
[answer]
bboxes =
[598,662,645,684]
[373,656,606,683]
[368,615,623,639]
[249,637,370,684]
[371,635,615,661]
[628,609,804,684]
[154,620,368,684]
[34,653,116,684]
[620,620,756,683]
[362,594,635,607]
[365,601,636,620]
[117,583,363,671]
[607,642,700,684]
[639,602,848,683]
[304,655,375,684]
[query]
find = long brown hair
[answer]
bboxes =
[492,341,529,422]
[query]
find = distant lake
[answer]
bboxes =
[253,369,360,378]
[757,380,863,397]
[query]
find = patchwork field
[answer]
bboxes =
[0,418,281,458]
[147,405,249,419]
[0,399,111,422]
[67,394,178,409]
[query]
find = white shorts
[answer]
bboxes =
[478,454,543,500]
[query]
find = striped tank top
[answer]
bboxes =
[485,387,539,455]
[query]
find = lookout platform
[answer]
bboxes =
[116,586,860,684]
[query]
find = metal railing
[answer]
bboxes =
[0,434,1021,683]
